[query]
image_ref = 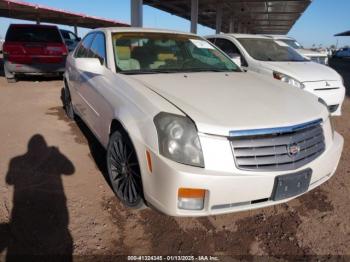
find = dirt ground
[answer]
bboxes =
[0,58,349,260]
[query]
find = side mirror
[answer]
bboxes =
[230,53,242,67]
[75,58,104,75]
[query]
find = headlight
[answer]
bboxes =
[154,112,204,167]
[273,71,305,89]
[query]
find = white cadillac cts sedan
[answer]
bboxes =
[64,28,343,216]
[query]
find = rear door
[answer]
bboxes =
[76,32,108,138]
[67,33,96,119]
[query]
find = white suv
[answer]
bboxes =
[206,34,345,116]
[64,28,343,216]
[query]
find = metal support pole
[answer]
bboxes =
[190,0,198,34]
[131,0,143,27]
[237,22,241,33]
[229,16,235,33]
[74,25,78,36]
[216,4,223,34]
[36,16,40,25]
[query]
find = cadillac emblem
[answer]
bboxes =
[287,144,300,157]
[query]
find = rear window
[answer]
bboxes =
[6,26,62,43]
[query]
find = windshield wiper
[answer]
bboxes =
[182,68,235,73]
[121,69,175,75]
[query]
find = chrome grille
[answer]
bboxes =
[310,56,327,65]
[230,120,325,171]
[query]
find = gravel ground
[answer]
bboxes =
[0,58,349,260]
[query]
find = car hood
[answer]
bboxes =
[297,48,327,57]
[263,61,341,82]
[131,72,327,136]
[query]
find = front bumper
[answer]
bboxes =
[142,132,343,217]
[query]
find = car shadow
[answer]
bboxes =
[329,57,350,97]
[0,134,75,261]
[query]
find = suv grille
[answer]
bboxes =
[310,56,327,65]
[230,119,325,171]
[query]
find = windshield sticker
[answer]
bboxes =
[190,39,215,49]
[275,40,289,47]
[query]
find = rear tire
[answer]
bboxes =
[6,77,17,83]
[107,130,144,208]
[63,82,75,120]
[4,63,16,83]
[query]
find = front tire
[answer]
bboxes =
[107,131,144,208]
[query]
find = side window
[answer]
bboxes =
[69,32,78,41]
[215,38,248,67]
[215,38,239,56]
[89,33,107,65]
[75,33,95,58]
[60,30,70,40]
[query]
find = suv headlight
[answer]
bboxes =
[154,112,204,167]
[273,71,305,89]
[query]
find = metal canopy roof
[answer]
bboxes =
[335,31,350,37]
[0,0,129,29]
[144,0,312,34]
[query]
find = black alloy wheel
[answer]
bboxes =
[107,131,144,208]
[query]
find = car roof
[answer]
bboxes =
[265,35,295,40]
[9,23,58,29]
[206,33,272,40]
[91,27,199,37]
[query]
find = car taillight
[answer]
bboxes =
[3,42,24,55]
[60,43,68,56]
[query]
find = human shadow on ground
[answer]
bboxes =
[0,134,75,261]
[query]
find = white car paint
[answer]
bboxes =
[206,34,345,116]
[65,28,343,216]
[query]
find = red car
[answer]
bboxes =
[3,24,68,83]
